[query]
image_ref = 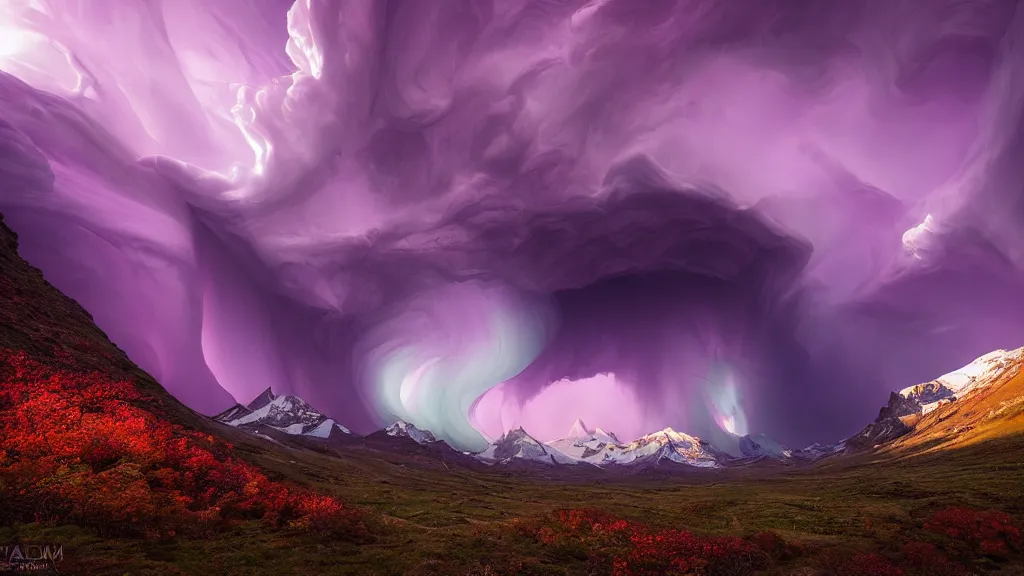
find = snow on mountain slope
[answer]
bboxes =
[607,428,722,468]
[385,420,437,444]
[592,427,621,444]
[873,346,1024,457]
[476,427,579,465]
[213,388,350,439]
[547,419,618,461]
[850,346,1024,450]
[565,418,592,441]
[898,348,1024,414]
[544,421,723,469]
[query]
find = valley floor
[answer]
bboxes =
[5,431,1023,576]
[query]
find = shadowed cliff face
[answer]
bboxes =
[1,0,1024,452]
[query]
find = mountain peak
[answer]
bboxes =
[385,420,437,444]
[246,387,277,411]
[482,427,578,465]
[567,418,593,439]
[655,426,688,439]
[593,427,621,444]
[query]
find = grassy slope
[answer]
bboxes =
[2,212,1024,575]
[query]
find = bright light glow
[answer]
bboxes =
[901,213,936,259]
[703,365,748,437]
[721,414,737,435]
[399,358,439,413]
[0,27,32,58]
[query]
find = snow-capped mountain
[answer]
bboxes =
[385,420,437,444]
[897,348,1024,414]
[850,347,1024,449]
[477,419,725,469]
[213,387,350,440]
[475,427,579,465]
[546,418,622,462]
[564,418,621,444]
[738,434,793,460]
[600,428,723,469]
[212,347,1022,471]
[527,420,722,469]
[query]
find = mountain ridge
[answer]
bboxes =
[848,347,1024,452]
[213,387,351,440]
[210,342,1024,472]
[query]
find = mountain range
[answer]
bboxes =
[206,345,1024,473]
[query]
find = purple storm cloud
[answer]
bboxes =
[1,0,1023,451]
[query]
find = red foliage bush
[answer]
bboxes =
[617,530,768,576]
[518,508,771,576]
[924,506,1022,560]
[288,494,369,540]
[0,350,369,541]
[900,541,971,576]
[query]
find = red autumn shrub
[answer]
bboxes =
[288,494,369,540]
[924,507,1022,560]
[557,508,623,533]
[519,508,771,576]
[617,530,768,576]
[0,349,369,541]
[900,541,971,576]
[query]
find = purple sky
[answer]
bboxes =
[1,0,1023,452]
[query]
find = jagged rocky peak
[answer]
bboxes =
[385,420,437,444]
[502,426,542,445]
[852,347,1024,450]
[247,387,277,411]
[848,392,917,449]
[878,391,923,421]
